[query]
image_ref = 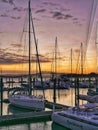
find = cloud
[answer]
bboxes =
[13,7,23,12]
[0,13,21,20]
[62,8,70,12]
[0,32,3,33]
[1,0,15,6]
[35,9,46,14]
[1,0,8,3]
[10,43,23,48]
[52,11,73,20]
[0,47,65,64]
[73,18,78,21]
[74,49,80,53]
[9,0,14,5]
[42,1,70,12]
[10,16,21,20]
[42,2,59,7]
[0,48,51,64]
[0,14,8,17]
[0,31,5,34]
[72,17,82,26]
[64,14,73,19]
[33,54,51,63]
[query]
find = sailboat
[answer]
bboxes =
[52,43,98,130]
[52,102,98,130]
[52,81,98,130]
[48,37,70,89]
[8,0,45,111]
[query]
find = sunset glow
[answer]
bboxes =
[0,0,98,75]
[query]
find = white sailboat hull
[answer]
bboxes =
[52,111,98,130]
[9,94,45,111]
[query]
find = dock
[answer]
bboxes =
[0,101,69,126]
[0,111,52,126]
[45,101,70,109]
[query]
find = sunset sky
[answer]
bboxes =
[0,0,98,75]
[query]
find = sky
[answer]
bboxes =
[0,0,98,75]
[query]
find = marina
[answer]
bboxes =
[0,87,88,128]
[0,0,98,130]
[0,73,96,130]
[0,100,70,126]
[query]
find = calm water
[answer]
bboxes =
[1,88,88,115]
[0,82,88,130]
[0,121,70,130]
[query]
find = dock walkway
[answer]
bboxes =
[0,111,52,126]
[0,101,69,126]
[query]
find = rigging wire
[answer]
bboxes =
[95,22,98,73]
[18,9,28,75]
[84,0,98,63]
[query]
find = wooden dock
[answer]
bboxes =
[0,111,52,126]
[0,101,68,126]
[0,101,69,126]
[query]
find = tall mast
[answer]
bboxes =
[71,48,72,79]
[30,5,45,99]
[70,48,73,106]
[53,37,57,108]
[28,0,31,95]
[55,37,57,78]
[81,43,83,76]
[81,42,83,104]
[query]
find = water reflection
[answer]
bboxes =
[52,122,71,130]
[0,88,88,130]
[0,88,88,115]
[0,121,52,130]
[0,122,72,130]
[0,92,3,116]
[8,104,33,115]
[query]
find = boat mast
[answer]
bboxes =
[53,37,57,111]
[55,37,57,78]
[70,48,73,106]
[71,48,72,80]
[53,37,57,103]
[30,3,45,99]
[81,43,83,77]
[28,0,31,95]
[81,42,83,104]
